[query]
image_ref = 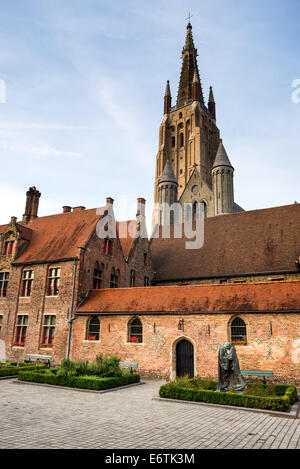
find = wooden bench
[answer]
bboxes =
[119,362,138,374]
[25,354,52,369]
[241,370,273,385]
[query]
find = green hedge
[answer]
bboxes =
[0,364,46,378]
[159,384,297,412]
[18,370,140,390]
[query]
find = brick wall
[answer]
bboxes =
[71,312,300,385]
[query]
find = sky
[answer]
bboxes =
[0,0,299,227]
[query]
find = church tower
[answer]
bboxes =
[153,22,242,227]
[154,22,220,205]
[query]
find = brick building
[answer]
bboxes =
[0,22,299,384]
[0,191,153,364]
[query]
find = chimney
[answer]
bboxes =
[22,187,41,224]
[106,197,114,206]
[63,206,72,213]
[73,206,86,212]
[136,198,146,217]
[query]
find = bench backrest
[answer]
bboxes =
[119,362,138,368]
[25,354,52,360]
[241,370,273,377]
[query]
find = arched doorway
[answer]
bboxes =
[176,339,194,378]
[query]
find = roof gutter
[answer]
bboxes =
[12,257,78,267]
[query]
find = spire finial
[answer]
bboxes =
[186,12,193,26]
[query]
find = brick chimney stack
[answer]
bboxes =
[22,187,41,224]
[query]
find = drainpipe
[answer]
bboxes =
[66,258,78,360]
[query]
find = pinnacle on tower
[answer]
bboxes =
[177,22,204,107]
[208,86,216,120]
[164,80,172,114]
[160,159,178,184]
[213,140,233,169]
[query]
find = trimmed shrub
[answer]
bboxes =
[0,364,46,378]
[18,370,140,390]
[159,383,297,412]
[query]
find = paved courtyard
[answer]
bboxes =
[0,379,300,449]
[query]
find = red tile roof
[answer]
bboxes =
[76,280,300,314]
[151,204,300,281]
[13,209,101,264]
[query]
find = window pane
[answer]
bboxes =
[231,317,247,344]
[129,318,143,343]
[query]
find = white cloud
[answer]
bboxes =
[0,122,100,131]
[0,141,83,159]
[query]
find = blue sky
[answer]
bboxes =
[0,0,299,226]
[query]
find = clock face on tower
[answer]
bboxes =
[191,185,199,195]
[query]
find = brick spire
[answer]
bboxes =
[177,22,204,107]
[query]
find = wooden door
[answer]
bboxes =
[176,340,194,378]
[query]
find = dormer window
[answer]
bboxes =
[4,240,14,256]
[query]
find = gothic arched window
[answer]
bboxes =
[128,317,143,344]
[86,317,100,341]
[230,317,247,345]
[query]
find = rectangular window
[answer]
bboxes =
[103,239,113,255]
[130,269,136,288]
[41,315,56,346]
[14,315,28,346]
[0,272,9,297]
[4,241,14,256]
[0,315,3,334]
[21,270,34,297]
[93,266,103,289]
[48,268,60,296]
[144,276,150,287]
[144,253,147,265]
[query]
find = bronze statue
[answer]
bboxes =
[217,342,247,393]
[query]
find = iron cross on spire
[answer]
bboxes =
[186,12,193,23]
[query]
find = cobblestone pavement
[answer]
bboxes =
[0,379,300,449]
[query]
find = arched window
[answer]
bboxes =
[200,200,207,219]
[86,317,100,341]
[231,317,247,345]
[128,317,143,343]
[180,133,184,147]
[192,201,200,220]
[93,263,103,289]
